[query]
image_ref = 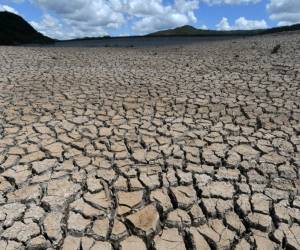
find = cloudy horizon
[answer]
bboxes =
[0,0,299,39]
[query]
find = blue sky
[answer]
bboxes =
[0,0,299,39]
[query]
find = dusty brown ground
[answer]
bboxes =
[0,32,300,250]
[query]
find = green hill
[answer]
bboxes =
[0,11,54,45]
[148,23,300,37]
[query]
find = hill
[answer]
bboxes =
[148,23,300,37]
[0,11,54,45]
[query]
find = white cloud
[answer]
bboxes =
[28,0,200,37]
[216,16,268,30]
[216,17,231,30]
[33,0,125,29]
[267,0,300,26]
[0,4,19,14]
[234,17,268,29]
[30,14,108,40]
[132,0,199,33]
[202,0,260,5]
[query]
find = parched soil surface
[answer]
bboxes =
[0,33,300,250]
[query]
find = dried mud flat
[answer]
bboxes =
[0,33,300,250]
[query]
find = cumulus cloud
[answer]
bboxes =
[202,0,260,5]
[132,0,199,33]
[267,0,300,26]
[27,0,200,37]
[216,17,231,30]
[234,17,268,29]
[0,4,19,14]
[34,0,125,29]
[30,14,108,40]
[216,16,268,30]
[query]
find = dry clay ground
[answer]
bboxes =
[0,32,300,250]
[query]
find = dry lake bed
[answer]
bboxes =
[0,32,300,249]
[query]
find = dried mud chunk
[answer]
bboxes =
[189,203,206,225]
[42,178,81,210]
[110,219,128,241]
[202,181,235,199]
[139,173,160,190]
[0,203,26,227]
[70,198,104,217]
[91,218,110,239]
[150,188,173,213]
[117,190,144,209]
[120,235,147,250]
[231,144,260,159]
[252,233,277,250]
[67,212,90,233]
[43,212,63,244]
[251,193,271,214]
[170,185,197,209]
[83,191,111,210]
[190,227,211,250]
[247,213,273,232]
[47,178,81,197]
[0,175,13,192]
[234,238,251,250]
[126,204,160,237]
[62,235,81,250]
[90,241,112,250]
[2,221,40,242]
[7,185,42,203]
[202,198,234,217]
[154,228,186,250]
[0,240,24,250]
[166,208,191,228]
[31,159,58,174]
[19,151,45,164]
[27,235,50,250]
[224,211,245,234]
[198,219,236,249]
[2,165,31,186]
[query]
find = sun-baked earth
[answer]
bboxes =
[0,33,300,250]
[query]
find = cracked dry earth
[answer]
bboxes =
[0,33,300,250]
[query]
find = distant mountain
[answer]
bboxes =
[151,25,199,36]
[0,11,54,45]
[148,23,300,37]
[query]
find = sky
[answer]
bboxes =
[0,0,299,39]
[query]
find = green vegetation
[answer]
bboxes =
[148,24,300,37]
[0,11,54,45]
